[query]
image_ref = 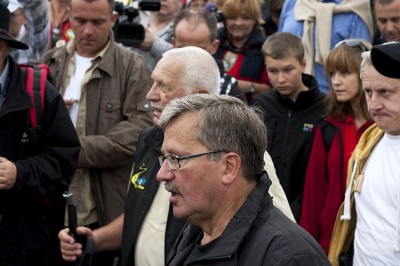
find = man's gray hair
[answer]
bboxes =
[162,46,220,95]
[159,94,267,179]
[360,51,373,80]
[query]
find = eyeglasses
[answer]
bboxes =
[334,39,370,52]
[159,149,228,170]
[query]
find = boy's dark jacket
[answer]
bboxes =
[251,74,325,220]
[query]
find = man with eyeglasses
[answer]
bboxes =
[156,94,329,265]
[58,46,219,266]
[59,46,293,266]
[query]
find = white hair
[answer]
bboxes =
[162,46,220,95]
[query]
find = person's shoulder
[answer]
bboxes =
[257,208,330,265]
[108,41,150,69]
[251,90,277,107]
[41,45,67,64]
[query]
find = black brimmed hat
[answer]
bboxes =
[0,2,28,50]
[371,42,400,79]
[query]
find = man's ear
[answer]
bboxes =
[112,11,119,26]
[301,58,306,72]
[209,39,219,55]
[221,152,241,185]
[192,87,209,95]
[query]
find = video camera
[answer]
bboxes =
[114,0,161,46]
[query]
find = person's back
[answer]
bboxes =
[278,0,373,93]
[251,32,325,220]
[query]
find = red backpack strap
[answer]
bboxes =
[21,64,48,130]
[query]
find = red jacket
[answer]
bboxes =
[299,116,372,253]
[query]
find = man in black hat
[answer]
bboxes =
[329,41,400,265]
[0,3,80,265]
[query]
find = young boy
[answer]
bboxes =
[251,32,325,221]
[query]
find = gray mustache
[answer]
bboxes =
[165,181,180,194]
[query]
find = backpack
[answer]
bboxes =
[20,64,49,143]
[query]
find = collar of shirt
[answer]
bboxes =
[0,57,10,95]
[66,35,112,62]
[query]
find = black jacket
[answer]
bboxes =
[0,57,80,265]
[166,174,330,266]
[120,126,186,266]
[251,74,325,220]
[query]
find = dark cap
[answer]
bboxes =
[0,1,28,50]
[371,42,400,79]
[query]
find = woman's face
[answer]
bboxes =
[330,71,361,103]
[225,11,256,41]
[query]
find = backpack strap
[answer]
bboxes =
[20,64,48,141]
[321,120,338,152]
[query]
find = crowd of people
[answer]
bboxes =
[0,0,400,265]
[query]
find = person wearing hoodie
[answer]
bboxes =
[329,42,400,266]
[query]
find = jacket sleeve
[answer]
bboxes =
[299,126,328,238]
[13,83,80,198]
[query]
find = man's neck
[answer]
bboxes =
[199,178,257,246]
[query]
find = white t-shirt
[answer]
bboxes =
[63,53,93,127]
[354,133,400,266]
[135,181,170,265]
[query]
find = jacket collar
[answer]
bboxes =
[273,73,324,105]
[143,126,164,150]
[49,31,117,78]
[0,56,33,117]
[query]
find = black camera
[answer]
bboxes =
[114,0,161,46]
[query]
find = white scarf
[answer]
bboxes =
[294,0,373,74]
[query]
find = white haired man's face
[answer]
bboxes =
[363,64,400,135]
[146,57,188,126]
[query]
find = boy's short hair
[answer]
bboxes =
[262,32,305,63]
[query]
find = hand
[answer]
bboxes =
[138,27,155,51]
[59,227,93,262]
[0,157,17,190]
[64,99,79,111]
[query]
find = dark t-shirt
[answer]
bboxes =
[183,232,220,266]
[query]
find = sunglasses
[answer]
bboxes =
[334,39,370,52]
